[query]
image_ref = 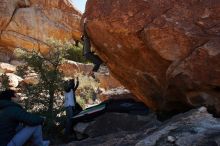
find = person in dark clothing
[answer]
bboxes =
[82,19,103,76]
[63,77,80,141]
[75,40,79,47]
[69,78,82,112]
[0,89,49,146]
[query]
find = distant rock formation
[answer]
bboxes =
[84,0,220,114]
[0,0,82,59]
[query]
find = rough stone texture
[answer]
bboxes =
[67,132,153,146]
[0,72,23,87]
[59,60,93,77]
[136,107,220,146]
[84,113,157,138]
[97,87,136,101]
[59,107,220,146]
[0,62,16,73]
[22,72,39,84]
[84,0,220,114]
[10,59,26,66]
[95,73,122,90]
[68,113,160,146]
[0,47,13,62]
[0,0,82,54]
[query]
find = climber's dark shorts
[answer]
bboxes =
[84,52,103,72]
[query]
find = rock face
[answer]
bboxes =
[95,73,122,90]
[59,60,93,77]
[67,107,220,146]
[0,72,23,87]
[0,0,81,56]
[83,113,157,138]
[84,0,220,114]
[0,62,16,73]
[69,112,160,146]
[136,107,220,146]
[97,87,136,101]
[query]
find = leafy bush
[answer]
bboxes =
[76,73,99,108]
[0,73,10,91]
[15,39,68,142]
[64,43,88,63]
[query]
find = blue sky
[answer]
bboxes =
[71,0,87,13]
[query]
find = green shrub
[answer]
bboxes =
[65,43,88,63]
[0,73,10,91]
[76,73,99,108]
[14,39,68,143]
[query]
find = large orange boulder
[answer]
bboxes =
[0,0,81,54]
[84,0,220,114]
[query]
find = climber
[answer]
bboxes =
[75,40,79,47]
[63,77,81,141]
[81,18,103,77]
[0,89,49,146]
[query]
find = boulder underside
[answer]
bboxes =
[84,0,220,115]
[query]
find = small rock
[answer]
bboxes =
[167,136,176,143]
[6,73,23,87]
[0,62,16,73]
[198,107,207,113]
[10,60,26,66]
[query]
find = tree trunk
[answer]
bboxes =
[48,89,54,119]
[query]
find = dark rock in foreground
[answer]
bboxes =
[137,107,220,146]
[64,107,220,146]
